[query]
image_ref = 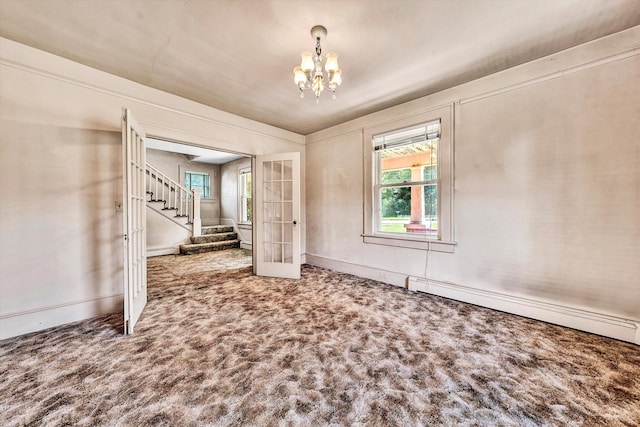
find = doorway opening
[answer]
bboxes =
[145,136,253,272]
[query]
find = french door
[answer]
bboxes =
[122,108,147,334]
[255,152,301,279]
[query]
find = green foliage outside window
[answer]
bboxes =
[185,172,210,199]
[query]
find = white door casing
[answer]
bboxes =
[122,108,147,334]
[255,152,301,279]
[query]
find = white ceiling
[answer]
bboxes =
[147,137,246,164]
[1,0,638,135]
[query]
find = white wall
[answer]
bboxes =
[305,27,640,343]
[220,157,253,247]
[0,37,304,339]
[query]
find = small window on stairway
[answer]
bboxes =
[184,171,210,199]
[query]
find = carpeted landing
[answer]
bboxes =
[1,252,639,426]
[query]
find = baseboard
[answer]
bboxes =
[240,241,252,251]
[0,294,123,340]
[304,253,639,345]
[147,246,179,257]
[304,253,408,287]
[408,277,640,345]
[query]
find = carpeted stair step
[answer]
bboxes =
[201,225,234,235]
[190,232,238,244]
[179,240,240,255]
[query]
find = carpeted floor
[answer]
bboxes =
[1,251,639,426]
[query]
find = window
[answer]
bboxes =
[363,105,454,252]
[376,120,440,235]
[239,168,252,223]
[184,171,210,199]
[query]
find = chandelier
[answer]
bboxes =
[293,25,342,103]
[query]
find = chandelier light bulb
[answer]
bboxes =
[300,52,314,72]
[293,66,306,85]
[325,53,339,73]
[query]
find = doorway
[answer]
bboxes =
[145,136,253,271]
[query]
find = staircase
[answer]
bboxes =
[179,225,240,255]
[146,162,241,256]
[146,162,201,236]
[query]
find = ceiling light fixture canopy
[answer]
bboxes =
[293,25,342,103]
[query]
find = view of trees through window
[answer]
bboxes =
[380,166,437,233]
[184,172,210,199]
[241,171,252,223]
[371,117,443,238]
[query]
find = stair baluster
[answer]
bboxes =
[145,162,200,236]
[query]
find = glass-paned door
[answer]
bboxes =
[121,108,147,334]
[254,152,300,279]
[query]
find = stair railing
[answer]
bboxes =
[146,163,201,237]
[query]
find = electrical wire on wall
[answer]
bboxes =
[423,242,430,279]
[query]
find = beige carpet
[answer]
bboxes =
[1,251,639,426]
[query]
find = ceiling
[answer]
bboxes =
[1,0,639,135]
[147,137,246,164]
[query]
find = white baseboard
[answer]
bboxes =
[147,246,179,257]
[305,253,408,287]
[408,277,640,345]
[240,241,252,251]
[0,294,123,340]
[305,253,639,345]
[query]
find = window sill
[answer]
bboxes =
[362,233,456,253]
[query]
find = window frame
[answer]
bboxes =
[363,105,455,253]
[239,167,252,224]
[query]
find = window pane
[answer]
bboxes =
[282,160,292,180]
[263,222,273,242]
[284,244,293,264]
[379,185,438,236]
[263,161,272,182]
[272,222,283,243]
[381,168,411,184]
[264,242,273,262]
[245,197,252,222]
[283,181,292,201]
[424,184,438,232]
[381,186,411,219]
[423,165,438,180]
[273,161,282,181]
[273,243,283,263]
[282,201,292,221]
[185,172,210,199]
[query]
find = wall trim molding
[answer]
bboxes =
[305,39,640,145]
[459,48,640,106]
[0,45,303,146]
[0,294,123,340]
[148,246,179,257]
[305,253,408,288]
[408,277,640,345]
[305,253,639,345]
